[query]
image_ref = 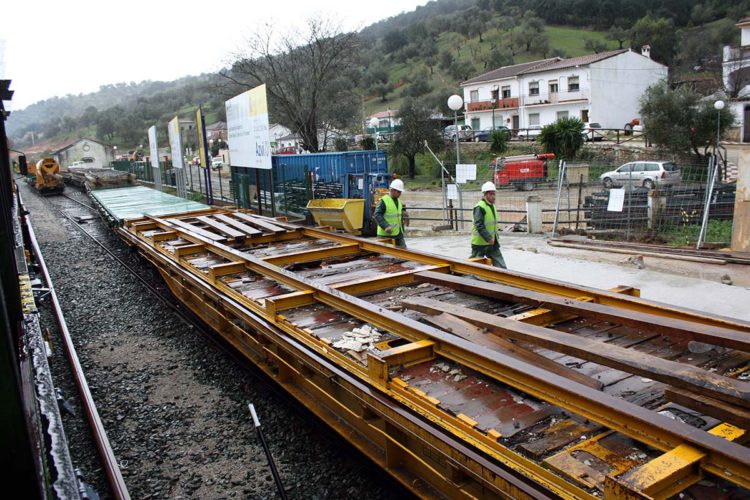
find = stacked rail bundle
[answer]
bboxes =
[115,207,750,499]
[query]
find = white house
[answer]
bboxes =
[269,123,292,144]
[722,18,750,142]
[53,138,114,169]
[365,110,401,132]
[461,48,668,133]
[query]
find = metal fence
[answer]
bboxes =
[402,157,736,247]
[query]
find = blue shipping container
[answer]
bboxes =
[270,150,388,184]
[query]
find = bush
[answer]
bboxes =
[539,117,584,159]
[359,136,375,150]
[334,138,348,151]
[489,130,508,154]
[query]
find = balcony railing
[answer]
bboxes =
[466,97,519,112]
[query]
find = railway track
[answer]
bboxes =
[110,200,750,499]
[40,190,405,498]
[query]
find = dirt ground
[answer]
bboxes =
[406,231,750,323]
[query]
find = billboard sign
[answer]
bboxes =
[168,116,184,170]
[226,84,271,169]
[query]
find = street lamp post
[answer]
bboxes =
[369,117,379,151]
[714,100,724,154]
[448,94,464,229]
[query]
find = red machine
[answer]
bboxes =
[492,153,555,191]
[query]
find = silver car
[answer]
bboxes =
[600,161,681,189]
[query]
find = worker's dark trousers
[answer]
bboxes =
[470,243,506,268]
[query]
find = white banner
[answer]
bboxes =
[456,163,477,184]
[148,125,162,191]
[607,188,625,212]
[168,116,184,169]
[226,84,271,169]
[148,126,159,171]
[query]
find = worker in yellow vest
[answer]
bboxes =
[374,178,407,248]
[470,182,507,268]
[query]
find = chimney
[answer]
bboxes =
[641,45,651,59]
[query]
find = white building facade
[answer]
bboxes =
[461,49,667,133]
[722,18,750,142]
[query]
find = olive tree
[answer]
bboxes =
[391,98,442,179]
[222,18,360,152]
[640,82,735,157]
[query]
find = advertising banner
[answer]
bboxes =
[225,84,271,169]
[147,125,162,190]
[168,116,184,170]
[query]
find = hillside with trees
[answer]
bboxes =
[7,0,748,153]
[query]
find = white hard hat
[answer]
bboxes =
[481,181,497,193]
[390,179,405,192]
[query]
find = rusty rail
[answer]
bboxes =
[26,216,130,500]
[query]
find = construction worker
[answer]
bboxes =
[374,178,407,248]
[471,182,507,268]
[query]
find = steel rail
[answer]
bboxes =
[25,213,131,500]
[142,215,750,487]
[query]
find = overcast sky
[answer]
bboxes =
[1,0,429,110]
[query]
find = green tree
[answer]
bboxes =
[359,136,375,150]
[630,15,677,65]
[489,130,508,154]
[223,18,360,152]
[584,38,607,54]
[639,82,735,157]
[606,25,629,49]
[391,99,442,179]
[539,117,585,159]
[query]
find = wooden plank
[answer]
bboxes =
[166,218,227,242]
[422,313,603,390]
[233,211,286,233]
[213,214,262,236]
[415,271,750,353]
[665,386,750,430]
[401,296,750,409]
[196,216,246,239]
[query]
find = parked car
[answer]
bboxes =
[582,122,605,142]
[443,124,473,141]
[473,126,512,142]
[517,125,542,141]
[211,157,224,170]
[599,161,681,189]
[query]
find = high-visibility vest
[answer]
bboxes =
[471,199,497,246]
[377,195,402,237]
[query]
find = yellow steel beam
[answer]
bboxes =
[605,423,747,499]
[173,243,205,258]
[333,265,449,296]
[138,215,750,487]
[261,243,361,266]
